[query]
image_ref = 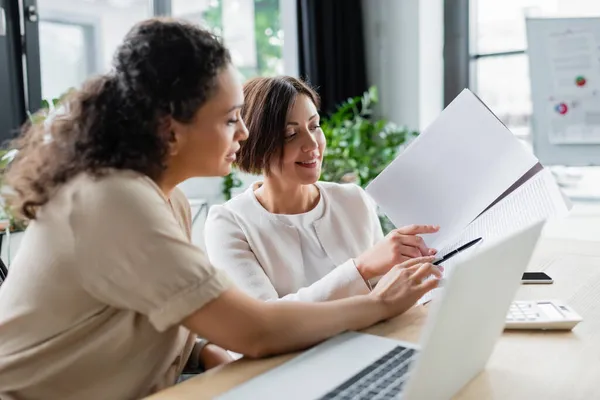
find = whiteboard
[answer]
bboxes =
[526,17,600,166]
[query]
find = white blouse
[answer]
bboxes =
[269,193,336,286]
[204,181,385,302]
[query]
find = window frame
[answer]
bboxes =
[0,0,27,143]
[444,0,532,140]
[443,0,470,107]
[0,0,297,142]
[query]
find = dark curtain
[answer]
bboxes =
[0,0,27,143]
[297,0,368,115]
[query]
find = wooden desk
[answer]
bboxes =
[148,234,600,400]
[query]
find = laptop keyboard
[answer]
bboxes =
[318,345,416,400]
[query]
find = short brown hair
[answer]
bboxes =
[237,76,320,174]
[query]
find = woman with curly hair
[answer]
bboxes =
[0,18,441,400]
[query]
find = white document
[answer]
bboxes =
[419,169,570,304]
[366,89,539,249]
[438,168,569,254]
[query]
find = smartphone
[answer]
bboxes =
[521,272,553,284]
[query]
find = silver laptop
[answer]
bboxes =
[217,221,545,400]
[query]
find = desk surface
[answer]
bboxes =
[148,211,600,400]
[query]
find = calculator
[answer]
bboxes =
[505,299,583,330]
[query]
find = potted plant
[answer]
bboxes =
[319,86,418,233]
[0,149,25,228]
[0,147,27,265]
[222,170,243,201]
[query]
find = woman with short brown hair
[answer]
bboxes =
[205,76,440,303]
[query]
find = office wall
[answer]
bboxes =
[361,0,444,131]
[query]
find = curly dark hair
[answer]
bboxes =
[4,17,231,220]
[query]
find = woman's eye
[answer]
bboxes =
[227,119,239,125]
[310,125,321,131]
[285,132,297,141]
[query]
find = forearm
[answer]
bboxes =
[256,295,383,357]
[183,288,384,359]
[274,260,371,302]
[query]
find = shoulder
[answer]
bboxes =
[317,181,372,205]
[170,186,191,218]
[74,170,163,206]
[204,189,257,247]
[67,170,168,227]
[207,185,256,221]
[317,181,379,225]
[170,186,189,209]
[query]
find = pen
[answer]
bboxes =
[433,237,483,266]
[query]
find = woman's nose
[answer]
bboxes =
[236,118,249,141]
[302,133,318,152]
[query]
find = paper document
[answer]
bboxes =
[366,89,539,249]
[441,168,569,252]
[419,169,570,304]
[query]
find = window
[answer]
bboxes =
[39,20,95,100]
[37,0,154,101]
[172,0,283,79]
[469,0,600,139]
[36,0,287,102]
[0,0,296,141]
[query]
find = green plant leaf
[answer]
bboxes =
[368,86,378,103]
[319,85,419,228]
[221,170,244,201]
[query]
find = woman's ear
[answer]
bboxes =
[165,116,187,156]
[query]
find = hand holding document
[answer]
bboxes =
[366,89,540,250]
[365,89,570,302]
[420,168,570,304]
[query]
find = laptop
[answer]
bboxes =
[216,220,545,400]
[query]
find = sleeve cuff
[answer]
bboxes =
[368,275,382,288]
[186,338,210,370]
[149,271,232,332]
[339,259,372,295]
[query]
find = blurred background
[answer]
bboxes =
[1,0,599,254]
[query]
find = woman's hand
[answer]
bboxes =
[355,225,440,281]
[199,343,234,370]
[183,257,442,359]
[369,257,442,318]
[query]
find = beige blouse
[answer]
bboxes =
[0,170,231,399]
